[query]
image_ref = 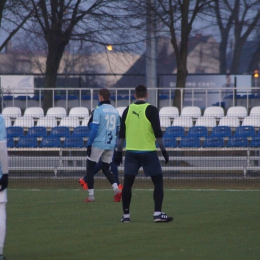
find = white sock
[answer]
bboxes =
[153,211,161,216]
[112,183,118,191]
[123,214,130,218]
[88,189,94,199]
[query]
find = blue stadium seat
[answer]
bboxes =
[249,136,260,147]
[49,126,70,137]
[6,126,24,138]
[164,126,185,138]
[62,137,84,148]
[226,136,248,147]
[179,137,201,148]
[203,136,224,148]
[187,126,208,138]
[16,136,38,148]
[39,136,61,148]
[211,126,232,137]
[26,126,47,138]
[234,126,255,138]
[7,137,15,148]
[71,126,90,138]
[163,136,177,148]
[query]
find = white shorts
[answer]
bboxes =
[88,147,113,164]
[0,189,7,203]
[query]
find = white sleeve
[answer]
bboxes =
[0,141,8,174]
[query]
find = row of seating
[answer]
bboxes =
[2,106,90,119]
[164,125,260,138]
[8,135,87,148]
[162,135,260,148]
[160,115,260,128]
[7,126,90,139]
[159,105,260,119]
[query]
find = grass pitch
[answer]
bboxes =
[4,186,260,260]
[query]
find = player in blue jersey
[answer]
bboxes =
[79,88,122,202]
[0,115,9,260]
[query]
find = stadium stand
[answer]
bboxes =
[24,107,44,120]
[16,136,38,148]
[2,107,22,119]
[180,106,201,119]
[203,106,224,119]
[62,136,84,148]
[2,115,12,127]
[46,107,67,119]
[68,107,89,119]
[226,106,247,119]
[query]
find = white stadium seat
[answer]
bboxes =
[181,106,201,119]
[203,106,224,119]
[227,106,247,119]
[2,107,22,119]
[69,107,89,119]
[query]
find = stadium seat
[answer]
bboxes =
[6,126,24,138]
[218,116,240,128]
[2,116,12,127]
[187,126,208,138]
[242,116,260,128]
[7,137,15,148]
[164,126,185,138]
[180,106,201,119]
[39,136,61,148]
[36,116,58,129]
[163,136,177,148]
[49,126,70,138]
[59,116,80,129]
[249,136,260,147]
[195,116,216,128]
[24,107,44,119]
[81,116,91,126]
[249,106,260,117]
[116,107,127,117]
[62,136,84,148]
[226,106,247,119]
[203,106,224,119]
[26,126,47,138]
[159,106,179,119]
[226,136,248,147]
[46,107,67,119]
[68,107,89,119]
[172,116,193,128]
[160,117,171,128]
[203,136,224,148]
[233,126,255,138]
[16,136,38,148]
[2,107,22,119]
[211,126,232,137]
[179,136,201,147]
[71,126,90,138]
[13,116,35,129]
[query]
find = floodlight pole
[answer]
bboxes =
[146,0,157,107]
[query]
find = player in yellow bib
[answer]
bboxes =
[114,85,173,223]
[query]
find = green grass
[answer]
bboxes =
[5,187,260,260]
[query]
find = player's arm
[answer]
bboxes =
[114,107,128,165]
[146,106,169,164]
[0,116,8,191]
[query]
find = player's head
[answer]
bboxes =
[135,85,148,99]
[98,88,110,101]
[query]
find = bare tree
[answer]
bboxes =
[212,0,260,74]
[0,0,32,52]
[19,0,126,111]
[145,0,213,109]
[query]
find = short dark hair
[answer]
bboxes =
[135,85,147,98]
[99,88,110,100]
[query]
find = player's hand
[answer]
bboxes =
[0,174,8,191]
[113,151,122,166]
[87,145,92,157]
[162,150,169,164]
